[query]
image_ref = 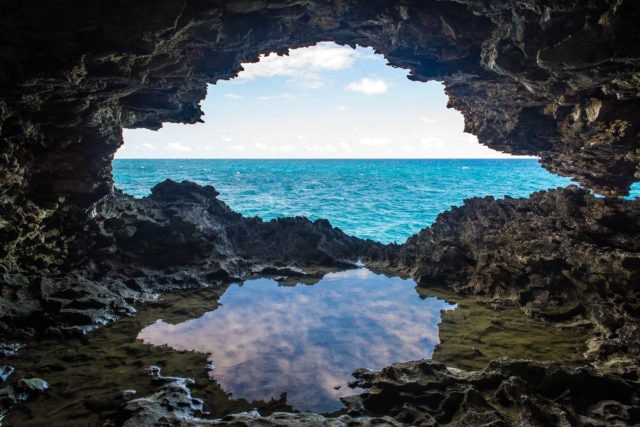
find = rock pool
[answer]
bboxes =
[1,267,593,425]
[138,268,456,412]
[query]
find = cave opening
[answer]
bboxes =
[3,1,640,424]
[114,42,574,243]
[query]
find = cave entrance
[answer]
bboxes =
[118,43,502,160]
[114,43,572,244]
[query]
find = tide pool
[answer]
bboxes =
[138,268,456,412]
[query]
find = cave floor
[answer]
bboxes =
[1,268,595,426]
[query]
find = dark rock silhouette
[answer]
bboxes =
[365,187,640,376]
[1,179,375,337]
[1,0,640,425]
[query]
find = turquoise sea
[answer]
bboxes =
[113,158,621,244]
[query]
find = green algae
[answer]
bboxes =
[1,285,294,426]
[2,272,596,425]
[420,288,593,371]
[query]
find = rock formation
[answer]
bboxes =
[364,187,640,374]
[2,179,372,337]
[2,0,640,304]
[346,357,640,426]
[2,0,640,425]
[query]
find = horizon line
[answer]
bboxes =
[113,156,538,160]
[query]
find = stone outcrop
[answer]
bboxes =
[1,1,640,316]
[123,369,402,426]
[1,179,374,337]
[346,357,640,426]
[119,357,640,426]
[365,186,640,376]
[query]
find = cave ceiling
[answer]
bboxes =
[1,0,640,201]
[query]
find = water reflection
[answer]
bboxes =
[138,268,455,412]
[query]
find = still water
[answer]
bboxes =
[138,268,456,412]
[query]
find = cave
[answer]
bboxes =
[1,1,640,425]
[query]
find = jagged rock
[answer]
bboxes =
[364,186,640,375]
[123,368,403,427]
[0,366,14,383]
[0,344,23,358]
[1,1,640,425]
[0,179,376,337]
[121,357,640,426]
[0,376,49,418]
[1,1,640,294]
[1,1,639,199]
[124,378,208,427]
[16,378,49,394]
[103,179,372,272]
[345,358,640,426]
[0,0,639,336]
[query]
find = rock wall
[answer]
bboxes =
[364,187,640,376]
[2,1,640,424]
[1,1,640,276]
[2,1,640,198]
[1,0,639,283]
[2,179,374,337]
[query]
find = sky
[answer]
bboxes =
[117,42,517,159]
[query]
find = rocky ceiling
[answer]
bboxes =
[1,0,640,206]
[2,2,640,423]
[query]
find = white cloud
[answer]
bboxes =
[257,96,271,101]
[359,137,390,147]
[275,144,296,152]
[340,142,353,153]
[141,143,155,149]
[225,144,246,152]
[296,76,325,89]
[420,116,437,124]
[166,142,192,152]
[401,138,444,153]
[346,78,388,95]
[237,42,355,89]
[251,142,297,153]
[224,93,242,100]
[337,105,347,111]
[306,144,337,153]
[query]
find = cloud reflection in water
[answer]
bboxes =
[138,268,456,412]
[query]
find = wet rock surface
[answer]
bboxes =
[346,358,640,426]
[365,187,640,377]
[0,375,49,424]
[122,365,403,426]
[1,179,374,338]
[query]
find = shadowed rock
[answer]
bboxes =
[344,358,640,426]
[0,179,378,337]
[365,186,640,376]
[1,0,640,425]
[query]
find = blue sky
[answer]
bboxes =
[118,42,517,159]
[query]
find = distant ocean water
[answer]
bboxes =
[112,159,629,244]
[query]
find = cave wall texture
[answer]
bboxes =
[2,1,640,424]
[1,1,640,323]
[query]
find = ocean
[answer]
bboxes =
[114,158,587,244]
